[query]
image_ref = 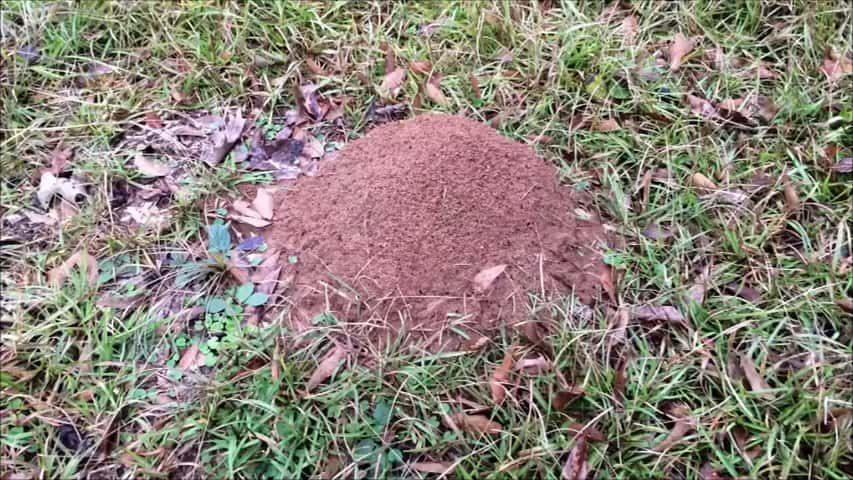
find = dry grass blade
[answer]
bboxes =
[473,264,507,292]
[305,345,347,392]
[490,346,515,404]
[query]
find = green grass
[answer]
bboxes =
[2,1,852,478]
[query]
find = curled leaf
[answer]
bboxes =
[380,67,406,98]
[630,305,685,325]
[561,436,589,480]
[133,153,171,177]
[739,353,773,399]
[445,413,502,435]
[203,110,245,166]
[178,344,204,370]
[691,172,717,191]
[652,405,694,452]
[48,251,99,286]
[409,60,432,75]
[424,74,449,106]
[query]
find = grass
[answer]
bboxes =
[1,0,852,478]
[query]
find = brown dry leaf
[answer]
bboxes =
[621,15,638,45]
[561,436,589,480]
[425,75,449,106]
[227,261,250,284]
[652,405,694,452]
[820,50,853,82]
[409,60,432,75]
[692,172,717,191]
[606,307,630,346]
[699,463,726,480]
[831,157,853,173]
[170,86,187,104]
[252,189,274,220]
[143,112,164,129]
[739,354,773,399]
[687,94,718,119]
[836,298,853,314]
[46,146,73,175]
[48,251,99,286]
[515,356,551,374]
[303,135,325,158]
[178,344,203,370]
[203,110,245,166]
[630,305,686,325]
[447,413,502,435]
[231,214,271,228]
[96,293,142,309]
[133,152,171,177]
[497,48,514,64]
[305,345,347,392]
[568,113,589,131]
[490,346,515,404]
[251,250,281,282]
[567,422,607,443]
[591,118,620,132]
[781,173,800,213]
[380,67,406,98]
[410,462,454,475]
[380,42,396,74]
[232,200,262,219]
[473,264,507,292]
[553,385,585,410]
[469,74,481,99]
[669,33,695,71]
[598,265,617,303]
[304,57,326,76]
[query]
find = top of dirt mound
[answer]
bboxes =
[267,113,607,345]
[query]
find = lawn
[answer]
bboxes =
[1,1,851,479]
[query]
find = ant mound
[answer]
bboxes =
[268,114,608,348]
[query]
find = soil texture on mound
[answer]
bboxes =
[268,114,608,346]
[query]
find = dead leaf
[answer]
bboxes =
[46,146,73,175]
[652,405,694,452]
[598,265,617,303]
[515,356,551,374]
[566,422,607,443]
[606,307,630,346]
[380,42,396,74]
[642,224,673,241]
[178,344,203,370]
[699,462,725,480]
[561,436,589,480]
[170,86,187,104]
[836,298,853,314]
[409,60,432,75]
[830,157,853,173]
[687,94,718,119]
[725,282,761,303]
[297,83,327,120]
[568,113,589,131]
[380,67,406,98]
[820,50,853,82]
[203,110,245,166]
[232,200,262,219]
[446,413,502,435]
[739,354,773,399]
[553,386,585,410]
[781,173,799,213]
[669,33,695,71]
[96,294,142,309]
[303,135,325,158]
[718,95,777,123]
[252,188,274,220]
[591,118,620,132]
[473,264,507,292]
[490,346,515,404]
[621,15,638,45]
[630,305,686,325]
[425,75,449,106]
[304,57,326,76]
[692,172,717,191]
[133,153,171,177]
[469,74,481,99]
[143,112,164,129]
[48,251,99,286]
[305,345,346,392]
[230,214,271,228]
[410,462,454,475]
[227,261,250,284]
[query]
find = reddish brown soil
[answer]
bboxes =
[267,114,607,346]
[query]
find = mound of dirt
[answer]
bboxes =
[267,114,607,345]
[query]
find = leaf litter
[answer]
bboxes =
[305,344,347,393]
[489,345,515,404]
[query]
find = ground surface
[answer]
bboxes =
[1,1,852,479]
